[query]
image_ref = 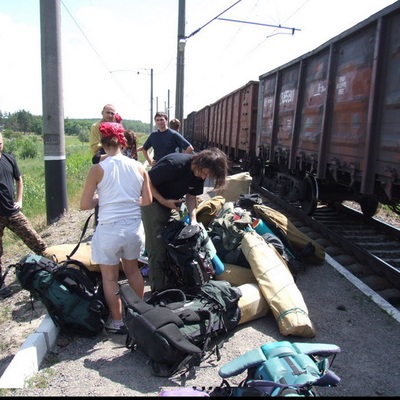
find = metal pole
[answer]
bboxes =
[175,0,185,125]
[167,89,170,121]
[150,68,153,133]
[40,0,68,224]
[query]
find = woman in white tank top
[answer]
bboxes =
[80,122,152,334]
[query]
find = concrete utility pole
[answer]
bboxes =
[150,68,154,133]
[175,0,185,132]
[40,0,68,224]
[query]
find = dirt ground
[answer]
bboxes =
[1,207,400,396]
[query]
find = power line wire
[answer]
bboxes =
[185,0,243,39]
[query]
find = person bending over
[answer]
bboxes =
[141,147,228,293]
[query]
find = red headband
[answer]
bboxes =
[99,122,126,146]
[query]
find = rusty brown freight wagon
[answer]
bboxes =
[184,2,400,217]
[207,81,259,165]
[255,1,400,216]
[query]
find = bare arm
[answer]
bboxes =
[142,148,155,167]
[183,145,194,154]
[185,193,198,223]
[14,176,23,209]
[136,163,152,206]
[80,165,102,210]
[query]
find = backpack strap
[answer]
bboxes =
[55,258,98,290]
[67,212,95,260]
[0,264,13,287]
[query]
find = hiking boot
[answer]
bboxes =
[0,284,12,299]
[105,319,127,335]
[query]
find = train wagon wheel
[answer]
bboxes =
[359,198,380,218]
[300,175,318,215]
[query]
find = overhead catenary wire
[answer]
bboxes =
[184,0,243,40]
[217,17,301,35]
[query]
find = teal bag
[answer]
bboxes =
[14,254,107,337]
[213,341,341,397]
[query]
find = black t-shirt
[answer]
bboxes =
[148,153,204,200]
[0,153,21,217]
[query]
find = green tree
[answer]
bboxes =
[78,128,89,144]
[31,116,43,136]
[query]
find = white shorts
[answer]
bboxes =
[91,218,144,265]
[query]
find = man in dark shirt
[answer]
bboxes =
[141,147,228,293]
[140,111,193,167]
[0,134,47,298]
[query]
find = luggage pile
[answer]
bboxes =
[195,172,326,338]
[12,172,336,384]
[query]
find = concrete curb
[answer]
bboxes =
[325,254,400,324]
[0,314,59,389]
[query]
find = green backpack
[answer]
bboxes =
[14,254,107,337]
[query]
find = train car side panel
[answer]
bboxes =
[194,105,210,151]
[258,73,278,161]
[374,11,400,202]
[184,111,196,146]
[325,27,376,190]
[297,51,330,176]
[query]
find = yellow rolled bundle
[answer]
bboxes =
[241,231,315,337]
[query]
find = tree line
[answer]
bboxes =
[0,110,150,140]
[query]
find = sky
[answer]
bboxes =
[0,0,397,125]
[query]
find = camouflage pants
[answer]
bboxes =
[0,211,47,268]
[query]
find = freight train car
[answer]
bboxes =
[184,1,400,217]
[208,81,259,165]
[255,1,400,216]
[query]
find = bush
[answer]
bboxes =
[19,138,39,159]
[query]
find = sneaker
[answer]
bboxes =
[105,319,127,335]
[0,284,12,299]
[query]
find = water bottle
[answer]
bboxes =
[179,200,191,224]
[252,218,274,236]
[198,222,224,275]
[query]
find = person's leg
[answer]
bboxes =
[121,259,144,299]
[91,221,126,332]
[100,263,122,322]
[141,202,171,293]
[0,215,7,268]
[8,212,47,254]
[0,216,13,298]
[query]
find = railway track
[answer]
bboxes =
[252,183,400,313]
